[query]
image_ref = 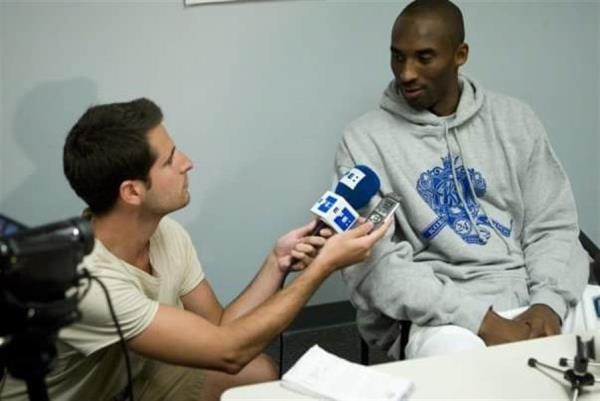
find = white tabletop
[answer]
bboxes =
[222,332,600,400]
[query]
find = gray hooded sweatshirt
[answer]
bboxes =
[335,75,588,359]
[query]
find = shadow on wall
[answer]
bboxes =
[0,78,98,225]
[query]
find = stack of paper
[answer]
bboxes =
[281,345,414,401]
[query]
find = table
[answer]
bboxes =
[222,331,600,400]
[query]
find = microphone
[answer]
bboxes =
[308,165,381,236]
[285,165,380,272]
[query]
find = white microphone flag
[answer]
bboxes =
[310,191,359,233]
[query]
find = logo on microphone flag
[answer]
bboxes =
[311,191,359,233]
[339,168,366,190]
[317,194,338,214]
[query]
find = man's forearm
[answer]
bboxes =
[221,252,285,324]
[127,264,329,375]
[221,262,330,368]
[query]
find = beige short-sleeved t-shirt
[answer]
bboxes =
[2,217,205,401]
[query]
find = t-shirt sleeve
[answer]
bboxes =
[59,270,159,356]
[179,242,205,297]
[160,217,205,297]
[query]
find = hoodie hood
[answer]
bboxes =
[380,74,485,129]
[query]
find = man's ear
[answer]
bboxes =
[119,180,145,207]
[455,42,469,67]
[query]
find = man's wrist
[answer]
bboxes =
[266,251,286,277]
[529,290,568,323]
[297,258,331,282]
[528,303,562,324]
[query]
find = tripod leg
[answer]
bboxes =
[529,358,567,374]
[571,386,579,401]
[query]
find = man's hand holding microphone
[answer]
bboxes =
[276,165,394,279]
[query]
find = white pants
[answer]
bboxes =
[405,285,600,359]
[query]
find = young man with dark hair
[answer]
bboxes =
[337,0,598,360]
[2,98,390,401]
[63,98,164,215]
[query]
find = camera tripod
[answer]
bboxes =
[528,335,600,401]
[0,215,94,401]
[1,290,81,401]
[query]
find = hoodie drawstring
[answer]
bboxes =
[452,129,514,254]
[443,122,485,242]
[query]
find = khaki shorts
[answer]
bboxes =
[114,361,205,401]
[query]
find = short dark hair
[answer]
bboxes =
[399,0,465,47]
[63,98,163,215]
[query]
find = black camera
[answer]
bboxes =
[0,214,94,401]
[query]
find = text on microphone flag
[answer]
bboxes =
[310,191,359,233]
[339,168,366,191]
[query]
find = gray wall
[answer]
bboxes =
[1,0,598,305]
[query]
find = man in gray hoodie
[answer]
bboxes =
[336,0,597,360]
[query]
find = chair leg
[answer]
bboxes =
[399,321,411,360]
[278,332,285,378]
[359,337,369,365]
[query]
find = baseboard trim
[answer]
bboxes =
[286,300,356,332]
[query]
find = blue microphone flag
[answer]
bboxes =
[335,165,380,210]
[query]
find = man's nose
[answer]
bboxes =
[399,60,418,83]
[181,153,194,172]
